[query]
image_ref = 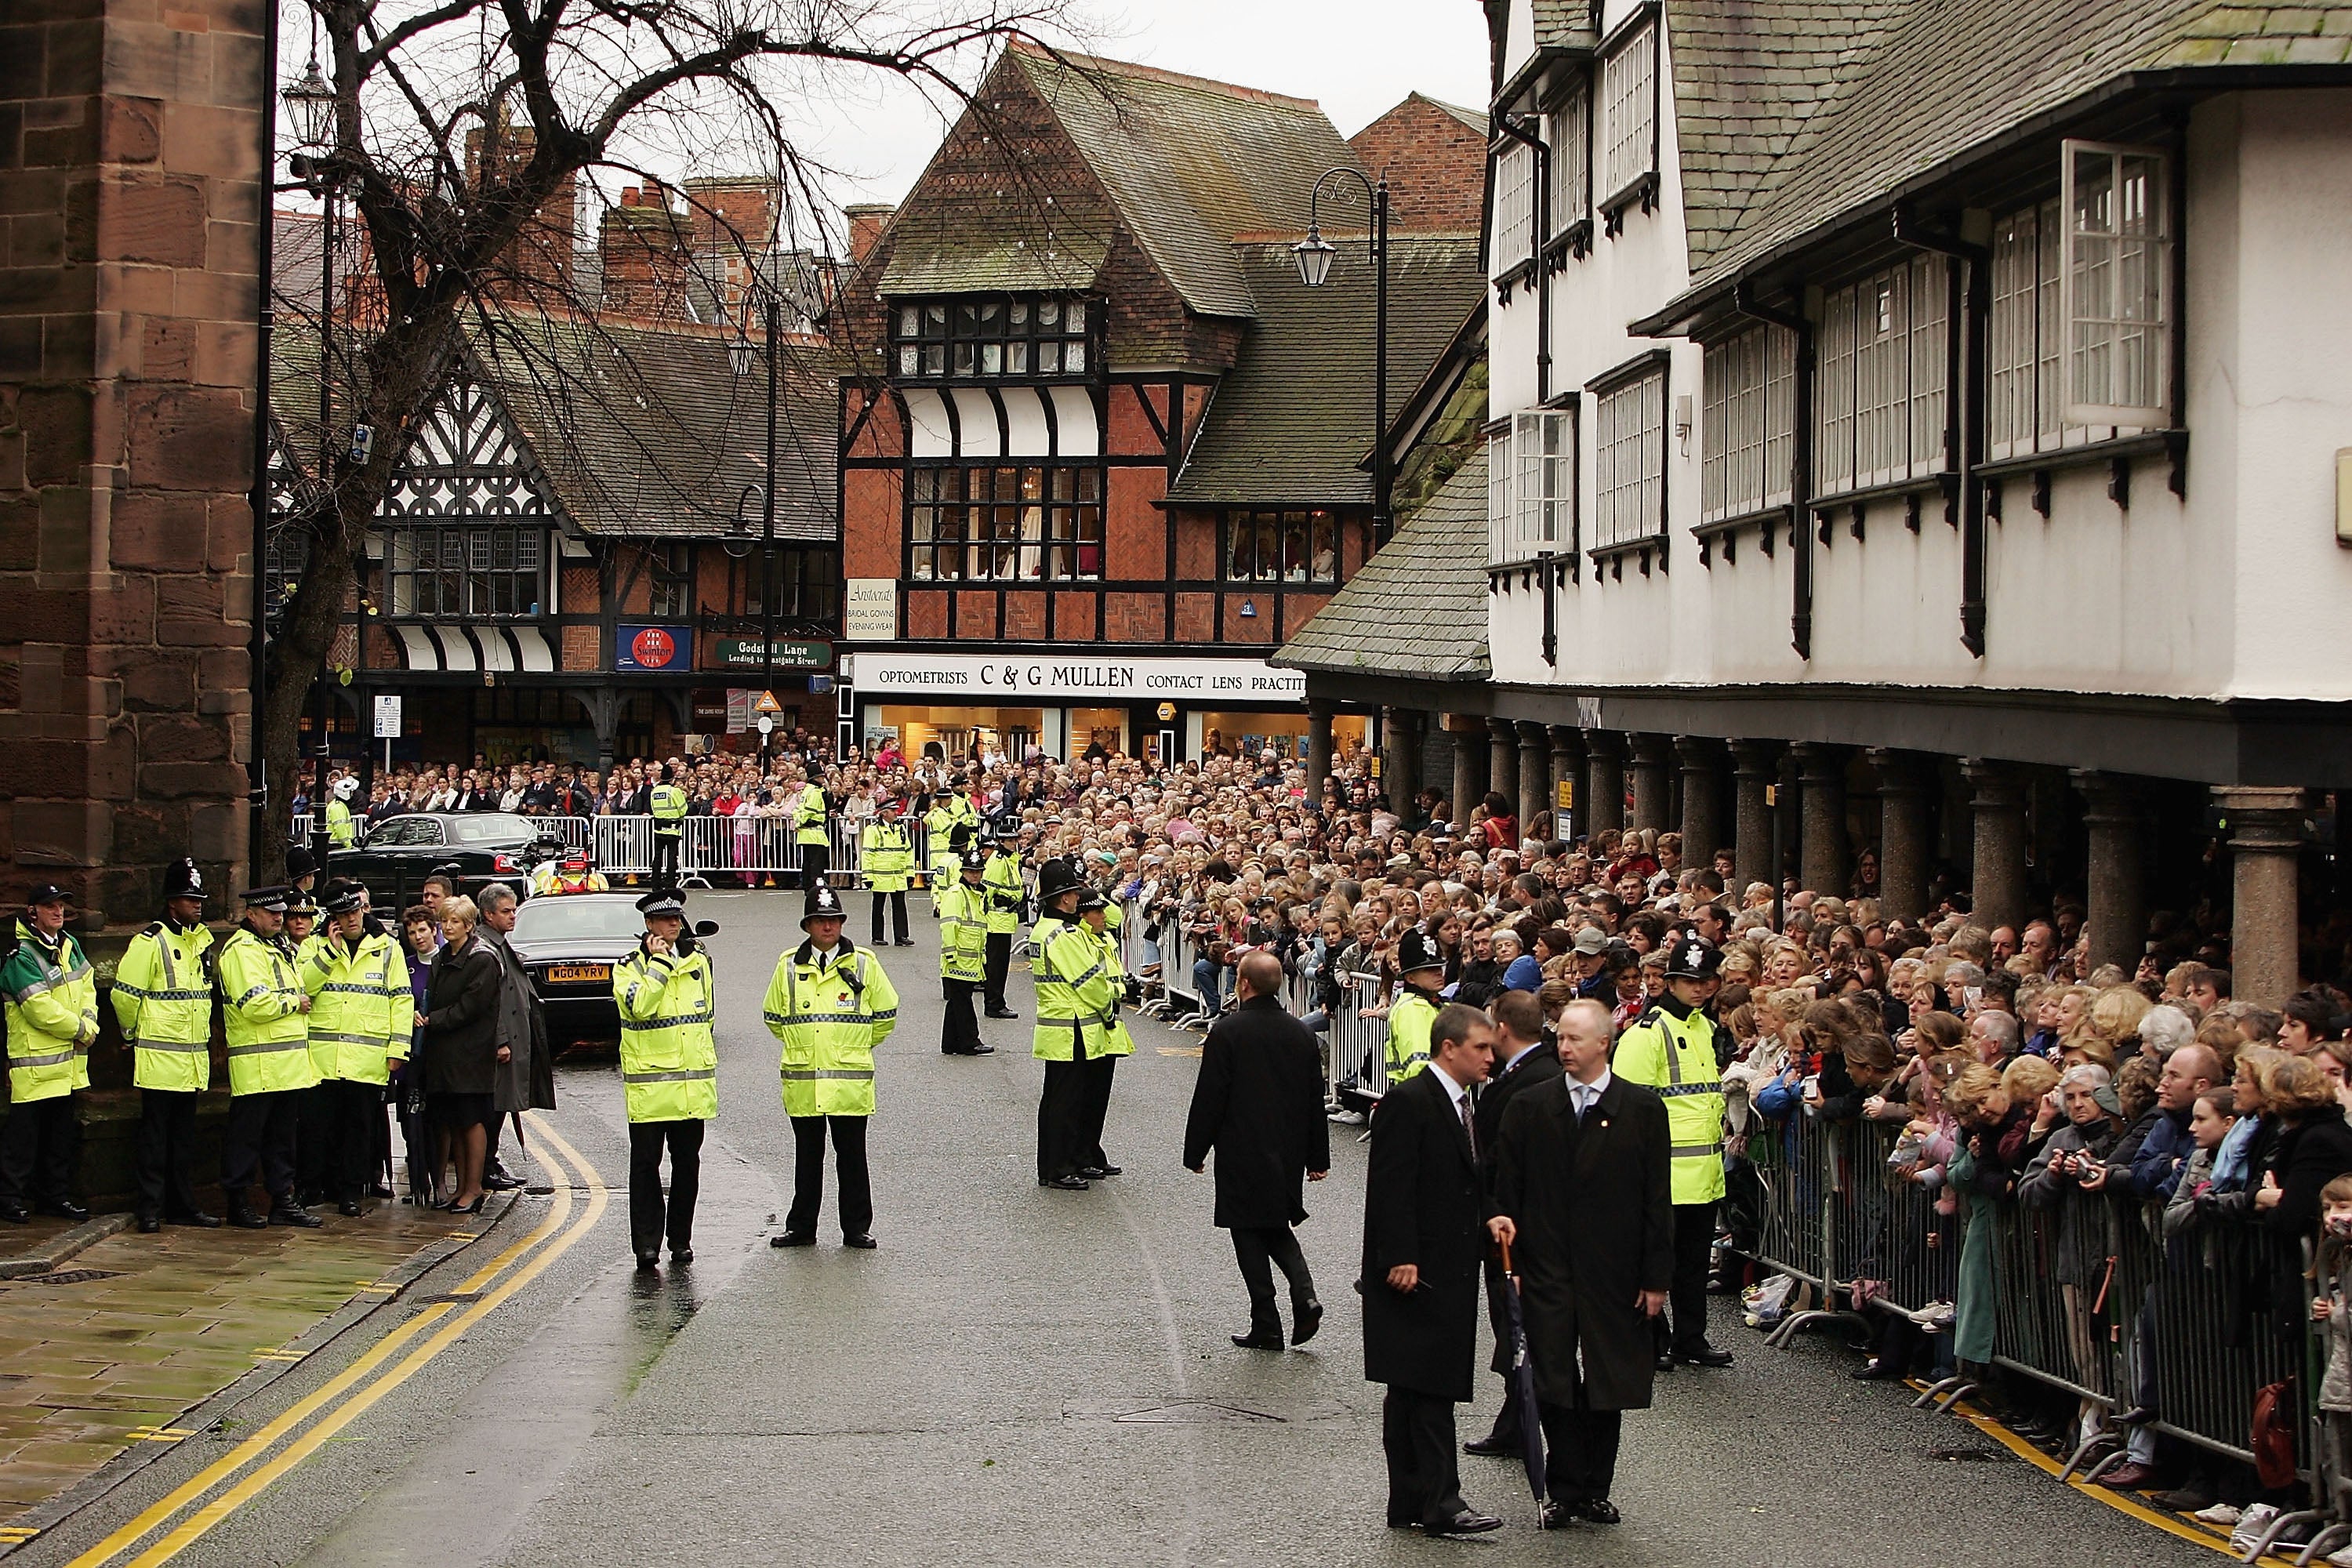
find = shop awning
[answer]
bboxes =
[391,624,556,673]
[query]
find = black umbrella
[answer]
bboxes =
[1498,1240,1547,1514]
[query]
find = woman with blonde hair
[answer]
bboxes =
[421,895,502,1213]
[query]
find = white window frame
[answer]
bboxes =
[2060,138,2171,429]
[1492,142,1536,271]
[1593,369,1665,554]
[1700,325,1795,524]
[1486,409,1576,565]
[1812,256,1950,498]
[1548,84,1589,239]
[1599,20,1657,208]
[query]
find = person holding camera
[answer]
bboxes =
[613,888,717,1271]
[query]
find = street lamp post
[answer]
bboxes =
[728,292,782,773]
[283,56,342,860]
[1293,167,1392,546]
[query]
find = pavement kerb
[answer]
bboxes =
[0,1212,135,1279]
[0,1191,526,1559]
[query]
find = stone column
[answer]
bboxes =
[1794,742,1850,895]
[1628,734,1673,835]
[1516,722,1550,840]
[1730,739,1779,892]
[1488,717,1519,818]
[1870,749,1934,926]
[1382,707,1421,811]
[1307,699,1336,804]
[1962,759,2030,935]
[2072,772,2148,977]
[1549,727,1588,844]
[1675,736,1726,866]
[1449,717,1483,833]
[2216,787,2311,1007]
[1584,731,1626,839]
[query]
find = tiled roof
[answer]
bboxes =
[1273,441,1493,681]
[472,314,840,539]
[1532,0,1594,50]
[270,312,840,542]
[1166,236,1486,506]
[1674,0,2352,290]
[1425,94,1491,136]
[1005,45,1367,319]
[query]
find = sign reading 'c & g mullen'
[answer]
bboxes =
[844,652,1306,703]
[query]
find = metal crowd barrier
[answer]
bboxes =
[546,815,935,887]
[1740,1106,2325,1504]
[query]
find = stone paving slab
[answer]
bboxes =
[0,1203,487,1527]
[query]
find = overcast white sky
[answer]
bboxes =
[794,0,1494,209]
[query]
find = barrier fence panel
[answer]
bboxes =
[289,813,313,844]
[590,816,655,877]
[2144,1217,2312,1468]
[1833,1120,1961,1320]
[1324,971,1387,1111]
[1740,1106,1831,1295]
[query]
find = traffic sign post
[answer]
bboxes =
[372,694,401,770]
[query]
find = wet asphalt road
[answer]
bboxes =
[19,893,2218,1568]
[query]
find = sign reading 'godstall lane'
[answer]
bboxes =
[845,652,1306,704]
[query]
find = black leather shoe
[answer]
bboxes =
[1464,1434,1518,1457]
[670,1247,694,1265]
[38,1200,90,1222]
[229,1207,270,1229]
[483,1173,521,1192]
[271,1205,325,1229]
[1077,1165,1109,1180]
[1581,1499,1622,1524]
[1539,1499,1579,1529]
[1850,1357,1901,1381]
[769,1231,816,1247]
[1675,1342,1735,1368]
[337,1200,364,1218]
[1656,1352,1674,1373]
[895,938,916,946]
[0,1202,31,1224]
[1231,1329,1284,1351]
[1094,1163,1122,1177]
[843,1234,877,1250]
[169,1210,223,1229]
[636,1252,659,1272]
[970,1044,996,1054]
[1423,1512,1503,1537]
[136,1215,162,1234]
[1291,1298,1323,1345]
[1042,1174,1090,1191]
[986,1007,1018,1019]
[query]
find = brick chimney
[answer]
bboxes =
[601,183,691,321]
[463,118,577,297]
[844,203,894,265]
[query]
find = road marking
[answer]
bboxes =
[1155,1046,1201,1058]
[68,1113,605,1568]
[1944,1398,2302,1567]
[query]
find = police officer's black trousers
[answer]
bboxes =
[651,830,681,888]
[0,1094,79,1208]
[223,1090,302,1210]
[1659,1200,1717,1353]
[786,1114,869,1239]
[1078,1053,1117,1168]
[1036,1037,1089,1183]
[983,932,1014,1012]
[941,978,982,1054]
[869,890,909,945]
[799,842,829,891]
[315,1079,382,1201]
[135,1088,203,1219]
[628,1119,702,1257]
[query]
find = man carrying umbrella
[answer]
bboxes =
[1464,988,1563,1459]
[1486,997,1673,1527]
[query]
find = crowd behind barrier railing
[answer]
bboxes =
[1740,1107,2325,1506]
[331,811,937,889]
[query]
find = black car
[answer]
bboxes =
[508,891,719,1043]
[328,812,543,909]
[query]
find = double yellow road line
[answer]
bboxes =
[67,1113,608,1568]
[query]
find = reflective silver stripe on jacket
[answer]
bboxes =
[622,1013,717,1032]
[9,1048,77,1069]
[132,1038,209,1053]
[310,1031,390,1047]
[1657,1082,1722,1098]
[623,1067,717,1084]
[1670,1142,1726,1160]
[227,1040,309,1056]
[118,985,210,1003]
[780,1067,875,1081]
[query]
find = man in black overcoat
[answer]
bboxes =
[1465,988,1565,1457]
[1359,1002,1503,1537]
[1489,996,1673,1527]
[1183,953,1330,1349]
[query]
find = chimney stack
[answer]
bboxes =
[844,203,894,265]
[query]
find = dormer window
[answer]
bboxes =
[893,295,1091,379]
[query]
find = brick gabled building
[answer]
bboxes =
[833,44,1484,765]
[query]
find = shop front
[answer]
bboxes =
[844,651,1311,765]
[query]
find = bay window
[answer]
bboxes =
[1700,324,1795,524]
[1592,368,1666,553]
[1600,19,1657,210]
[908,464,1103,581]
[2060,140,2170,428]
[1486,409,1576,565]
[1813,256,1949,497]
[383,525,546,618]
[893,295,1091,380]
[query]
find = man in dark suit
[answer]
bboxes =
[1360,1002,1503,1537]
[1183,952,1330,1350]
[1489,996,1673,1527]
[1465,988,1566,1458]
